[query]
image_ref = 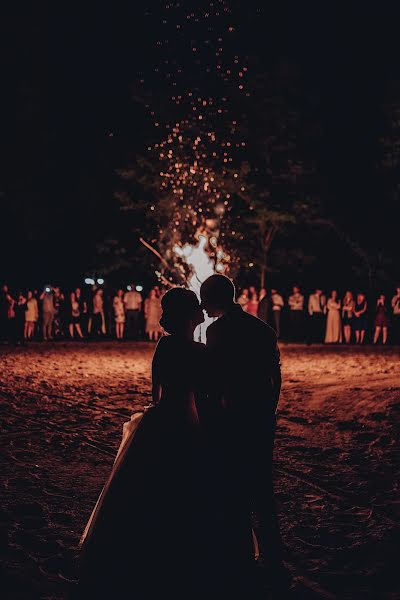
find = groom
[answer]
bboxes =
[200,274,288,588]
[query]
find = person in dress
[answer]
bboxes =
[270,288,284,338]
[40,287,55,341]
[342,291,355,344]
[144,289,162,341]
[288,286,305,342]
[373,294,389,344]
[325,290,342,343]
[77,288,256,599]
[308,288,327,343]
[113,289,125,340]
[68,291,84,339]
[354,292,368,344]
[24,291,38,340]
[237,288,249,311]
[246,291,259,317]
[391,287,400,344]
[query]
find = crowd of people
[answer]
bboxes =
[1,281,400,345]
[0,283,164,344]
[237,285,400,344]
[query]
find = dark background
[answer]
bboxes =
[2,3,400,290]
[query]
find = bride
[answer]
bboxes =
[76,288,257,599]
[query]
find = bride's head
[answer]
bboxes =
[160,288,204,336]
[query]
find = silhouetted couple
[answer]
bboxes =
[76,275,287,599]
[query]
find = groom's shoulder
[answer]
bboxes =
[207,318,224,335]
[244,312,277,343]
[206,316,227,343]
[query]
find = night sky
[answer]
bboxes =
[2,4,400,288]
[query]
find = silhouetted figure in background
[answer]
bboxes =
[342,290,355,344]
[0,284,14,342]
[270,288,284,338]
[374,294,389,344]
[391,287,400,343]
[200,274,288,592]
[354,292,368,344]
[68,292,84,339]
[15,292,27,343]
[257,290,269,324]
[288,285,305,342]
[40,287,55,341]
[246,290,259,317]
[308,288,326,343]
[91,289,105,338]
[124,284,142,340]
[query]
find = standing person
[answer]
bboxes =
[53,287,65,338]
[113,289,126,340]
[92,289,105,338]
[288,286,305,342]
[270,289,284,338]
[75,288,87,335]
[325,290,342,343]
[353,293,368,344]
[25,291,39,340]
[373,294,389,344]
[5,287,16,342]
[15,292,27,343]
[0,284,9,341]
[237,288,249,311]
[87,286,95,336]
[342,291,355,344]
[200,275,289,593]
[391,287,400,343]
[259,288,267,301]
[308,288,327,343]
[124,284,143,340]
[33,289,40,339]
[246,291,259,317]
[0,285,16,342]
[257,290,269,324]
[40,287,55,341]
[68,292,84,339]
[144,289,162,341]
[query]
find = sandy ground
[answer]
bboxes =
[0,341,399,600]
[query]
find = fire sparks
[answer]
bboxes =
[138,0,250,287]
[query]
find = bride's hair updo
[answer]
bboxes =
[160,288,203,335]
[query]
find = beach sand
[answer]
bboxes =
[1,342,399,599]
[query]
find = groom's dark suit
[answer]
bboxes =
[206,303,283,565]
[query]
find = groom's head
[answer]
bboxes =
[200,274,235,317]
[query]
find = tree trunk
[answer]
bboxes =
[260,264,267,289]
